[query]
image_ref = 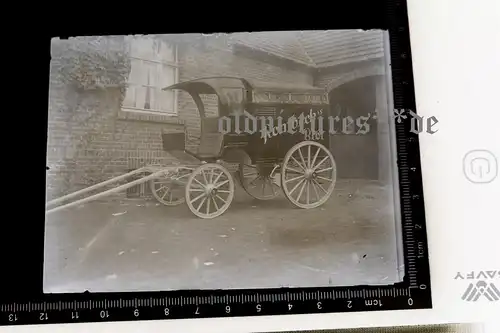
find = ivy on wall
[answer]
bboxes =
[48,36,134,198]
[50,35,131,95]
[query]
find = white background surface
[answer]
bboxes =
[3,0,500,332]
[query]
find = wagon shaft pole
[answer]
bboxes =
[45,170,167,215]
[46,167,153,208]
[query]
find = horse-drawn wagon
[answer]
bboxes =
[46,76,337,219]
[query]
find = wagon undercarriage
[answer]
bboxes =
[46,140,337,219]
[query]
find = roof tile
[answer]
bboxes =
[229,30,384,68]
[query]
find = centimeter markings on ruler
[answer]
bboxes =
[1,288,413,312]
[396,122,419,288]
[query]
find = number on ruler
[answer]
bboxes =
[347,301,352,308]
[133,309,139,317]
[408,298,414,306]
[164,308,170,316]
[420,284,427,290]
[415,224,422,229]
[71,311,79,320]
[288,303,293,311]
[256,304,262,312]
[317,302,322,310]
[195,306,200,315]
[39,312,48,321]
[225,305,231,314]
[8,314,18,322]
[100,310,109,319]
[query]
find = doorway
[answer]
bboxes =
[328,77,379,180]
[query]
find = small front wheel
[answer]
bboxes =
[185,163,235,219]
[149,178,185,206]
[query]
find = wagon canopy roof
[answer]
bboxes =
[163,76,326,94]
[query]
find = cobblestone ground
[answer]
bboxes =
[44,179,403,293]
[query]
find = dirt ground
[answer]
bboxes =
[43,179,403,293]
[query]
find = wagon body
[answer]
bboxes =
[161,76,331,167]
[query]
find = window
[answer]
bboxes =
[122,36,179,115]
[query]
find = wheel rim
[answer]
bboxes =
[185,163,235,219]
[281,141,337,209]
[238,163,280,200]
[149,178,186,206]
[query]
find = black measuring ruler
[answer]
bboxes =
[2,284,430,325]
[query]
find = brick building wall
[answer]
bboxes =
[46,35,313,201]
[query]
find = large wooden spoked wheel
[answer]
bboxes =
[281,141,337,209]
[185,163,235,219]
[238,163,280,200]
[149,175,186,206]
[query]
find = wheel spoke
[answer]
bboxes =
[307,145,311,168]
[211,196,219,210]
[311,147,320,170]
[296,180,307,202]
[214,179,229,189]
[313,156,329,171]
[289,178,306,195]
[316,167,333,173]
[312,179,327,193]
[311,180,320,201]
[215,194,227,205]
[317,176,333,182]
[249,176,260,186]
[193,177,205,188]
[297,148,307,170]
[285,166,303,174]
[206,197,211,215]
[196,197,206,211]
[212,171,224,184]
[285,174,304,184]
[291,156,306,171]
[202,169,208,184]
[306,180,310,204]
[190,192,205,204]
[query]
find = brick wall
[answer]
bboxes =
[46,36,313,201]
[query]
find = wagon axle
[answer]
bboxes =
[204,185,219,197]
[304,169,318,180]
